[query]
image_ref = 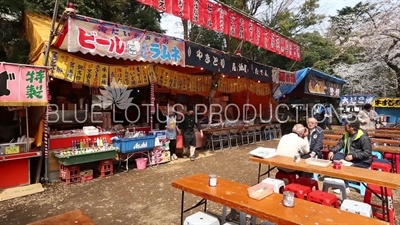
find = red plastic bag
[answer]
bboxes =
[176,134,183,149]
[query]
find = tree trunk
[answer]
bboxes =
[182,19,189,40]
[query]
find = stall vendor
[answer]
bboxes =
[179,105,203,161]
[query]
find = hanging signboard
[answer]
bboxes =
[340,96,374,105]
[185,42,228,73]
[62,17,185,66]
[304,74,342,98]
[271,68,296,85]
[372,98,400,108]
[137,0,301,61]
[185,42,272,82]
[0,62,48,106]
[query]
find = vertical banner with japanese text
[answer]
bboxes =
[132,0,302,61]
[0,63,48,106]
[66,17,185,66]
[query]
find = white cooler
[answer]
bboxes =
[184,212,220,225]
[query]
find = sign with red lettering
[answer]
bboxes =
[271,68,296,85]
[65,17,185,66]
[137,0,301,61]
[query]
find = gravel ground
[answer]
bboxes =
[0,140,399,225]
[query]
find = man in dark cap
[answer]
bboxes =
[179,105,203,161]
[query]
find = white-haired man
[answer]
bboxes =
[307,117,324,159]
[276,124,310,174]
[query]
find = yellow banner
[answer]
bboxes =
[154,66,212,92]
[147,65,157,83]
[109,66,124,84]
[139,66,150,86]
[99,64,109,87]
[53,52,69,79]
[83,62,95,86]
[372,98,400,108]
[65,57,77,82]
[92,64,101,87]
[74,59,86,84]
[126,66,137,87]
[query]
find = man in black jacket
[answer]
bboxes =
[179,105,203,161]
[307,117,324,158]
[328,116,372,193]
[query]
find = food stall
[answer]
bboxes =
[274,68,346,134]
[372,97,400,127]
[340,95,375,125]
[0,63,48,189]
[25,13,188,179]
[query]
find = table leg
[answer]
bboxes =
[180,191,184,225]
[257,164,275,184]
[365,184,390,222]
[204,199,207,212]
[392,153,397,173]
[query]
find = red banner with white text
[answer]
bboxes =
[137,0,301,61]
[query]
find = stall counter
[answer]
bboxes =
[0,150,42,189]
[48,127,150,181]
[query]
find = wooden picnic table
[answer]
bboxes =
[172,173,388,225]
[27,209,95,225]
[249,156,400,188]
[249,155,400,223]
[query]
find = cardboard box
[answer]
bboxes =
[80,170,93,182]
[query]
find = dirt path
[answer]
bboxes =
[0,140,399,225]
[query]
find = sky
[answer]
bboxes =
[160,0,361,38]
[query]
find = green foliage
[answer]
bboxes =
[189,25,225,50]
[0,0,29,63]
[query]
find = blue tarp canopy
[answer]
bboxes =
[273,67,346,99]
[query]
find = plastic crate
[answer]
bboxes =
[112,135,156,154]
[54,149,117,166]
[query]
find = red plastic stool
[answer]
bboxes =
[384,153,399,174]
[364,184,395,225]
[294,177,319,190]
[284,183,312,199]
[275,171,297,184]
[307,190,339,208]
[371,161,392,172]
[97,159,114,178]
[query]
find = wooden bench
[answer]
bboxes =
[27,209,95,225]
[324,134,341,140]
[323,139,400,154]
[371,138,400,146]
[172,173,388,225]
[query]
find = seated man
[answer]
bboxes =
[276,124,310,176]
[307,117,324,158]
[328,117,372,194]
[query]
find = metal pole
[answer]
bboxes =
[42,0,62,183]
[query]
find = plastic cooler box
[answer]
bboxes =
[113,135,156,153]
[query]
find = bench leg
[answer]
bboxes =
[180,191,184,225]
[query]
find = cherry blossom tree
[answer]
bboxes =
[328,0,400,96]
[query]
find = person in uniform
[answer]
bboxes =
[179,105,203,161]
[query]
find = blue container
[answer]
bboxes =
[113,135,156,153]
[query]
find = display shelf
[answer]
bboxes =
[0,150,42,162]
